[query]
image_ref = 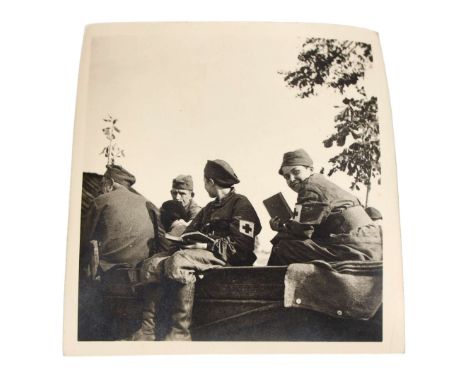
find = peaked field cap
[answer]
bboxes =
[104,164,136,187]
[204,159,240,187]
[172,174,194,191]
[278,149,314,175]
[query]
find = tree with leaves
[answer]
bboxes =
[281,37,380,206]
[324,97,380,206]
[283,38,373,97]
[100,114,125,166]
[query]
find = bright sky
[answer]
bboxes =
[80,24,384,263]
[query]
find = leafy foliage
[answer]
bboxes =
[324,97,381,192]
[100,115,125,165]
[280,37,380,205]
[281,38,373,97]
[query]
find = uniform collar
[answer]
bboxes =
[296,174,316,194]
[213,188,235,207]
[302,173,319,185]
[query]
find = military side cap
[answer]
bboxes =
[172,174,194,191]
[204,159,240,187]
[278,148,314,175]
[104,164,136,187]
[365,207,383,221]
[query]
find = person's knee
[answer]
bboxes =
[139,253,169,284]
[268,240,307,266]
[268,243,287,266]
[164,251,197,284]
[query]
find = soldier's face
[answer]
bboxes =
[204,177,217,198]
[281,165,312,192]
[170,189,192,207]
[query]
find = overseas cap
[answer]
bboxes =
[104,164,136,187]
[172,175,194,191]
[278,148,314,175]
[204,159,240,187]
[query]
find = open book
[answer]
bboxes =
[165,231,215,244]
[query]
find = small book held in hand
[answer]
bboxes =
[263,192,293,222]
[165,231,215,244]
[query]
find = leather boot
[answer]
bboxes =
[126,284,161,341]
[164,282,195,341]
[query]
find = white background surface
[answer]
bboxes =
[1,0,467,380]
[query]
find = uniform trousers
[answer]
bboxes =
[268,224,382,265]
[164,249,226,284]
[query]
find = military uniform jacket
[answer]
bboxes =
[283,174,371,239]
[81,187,168,272]
[297,174,359,211]
[185,190,262,265]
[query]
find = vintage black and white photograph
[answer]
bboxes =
[64,23,403,354]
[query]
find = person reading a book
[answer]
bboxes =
[170,174,201,222]
[267,149,382,266]
[128,159,262,341]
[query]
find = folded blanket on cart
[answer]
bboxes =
[284,260,383,320]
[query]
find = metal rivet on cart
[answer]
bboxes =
[337,310,343,316]
[295,298,302,305]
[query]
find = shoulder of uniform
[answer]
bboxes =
[303,175,322,189]
[199,200,213,212]
[190,199,202,209]
[93,192,109,206]
[231,193,254,207]
[145,199,159,210]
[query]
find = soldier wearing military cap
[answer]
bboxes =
[128,159,262,341]
[102,164,136,189]
[79,165,170,339]
[267,149,382,265]
[80,164,168,275]
[170,174,201,221]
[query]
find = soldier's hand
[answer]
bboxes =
[269,216,284,231]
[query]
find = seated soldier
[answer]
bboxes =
[267,149,382,266]
[129,159,262,341]
[79,164,168,340]
[80,164,168,277]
